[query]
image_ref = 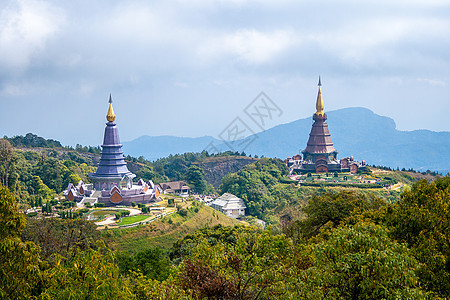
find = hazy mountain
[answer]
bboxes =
[122,107,450,174]
[122,135,221,161]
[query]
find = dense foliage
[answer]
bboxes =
[283,190,386,241]
[220,157,290,219]
[2,147,95,206]
[4,133,63,148]
[1,174,449,298]
[384,176,450,297]
[22,218,101,261]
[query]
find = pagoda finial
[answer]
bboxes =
[315,78,324,116]
[106,94,116,122]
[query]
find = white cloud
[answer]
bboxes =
[199,29,295,65]
[0,0,66,72]
[416,78,447,86]
[312,17,450,65]
[1,83,29,96]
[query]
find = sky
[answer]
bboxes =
[0,0,449,146]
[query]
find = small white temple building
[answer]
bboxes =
[210,193,246,218]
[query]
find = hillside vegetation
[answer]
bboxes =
[103,199,241,252]
[218,157,429,228]
[1,175,449,298]
[0,135,259,208]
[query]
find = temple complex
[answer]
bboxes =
[64,95,159,206]
[286,78,366,174]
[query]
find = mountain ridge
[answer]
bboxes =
[122,107,450,174]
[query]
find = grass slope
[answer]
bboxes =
[102,202,241,253]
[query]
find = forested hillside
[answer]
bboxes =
[0,135,257,207]
[1,176,449,298]
[218,157,432,227]
[0,138,96,206]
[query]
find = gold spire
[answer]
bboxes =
[106,94,116,122]
[315,77,324,116]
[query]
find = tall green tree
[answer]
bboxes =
[0,186,43,299]
[384,177,450,297]
[22,218,100,261]
[175,226,294,299]
[116,248,170,281]
[33,175,55,203]
[287,190,385,242]
[294,222,428,299]
[0,139,13,187]
[184,165,207,194]
[40,245,132,299]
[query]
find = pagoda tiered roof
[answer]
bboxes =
[89,95,134,180]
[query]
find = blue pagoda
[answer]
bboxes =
[89,94,135,191]
[64,95,158,206]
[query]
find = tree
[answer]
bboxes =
[22,218,100,261]
[0,236,43,299]
[116,248,170,282]
[295,222,428,299]
[0,139,13,187]
[286,190,385,242]
[176,227,294,299]
[0,186,42,299]
[178,209,188,217]
[384,177,450,297]
[33,175,55,203]
[40,245,132,299]
[184,165,207,194]
[135,248,170,281]
[69,173,82,185]
[0,186,26,239]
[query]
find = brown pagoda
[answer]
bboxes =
[301,77,338,172]
[286,77,367,174]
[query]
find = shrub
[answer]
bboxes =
[279,177,296,184]
[94,203,105,208]
[64,201,76,208]
[178,209,188,217]
[79,208,89,214]
[131,202,136,207]
[120,210,130,217]
[26,212,38,217]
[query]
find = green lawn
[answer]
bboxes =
[118,214,151,226]
[88,209,129,221]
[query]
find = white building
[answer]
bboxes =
[210,193,246,218]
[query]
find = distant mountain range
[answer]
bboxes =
[122,107,450,174]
